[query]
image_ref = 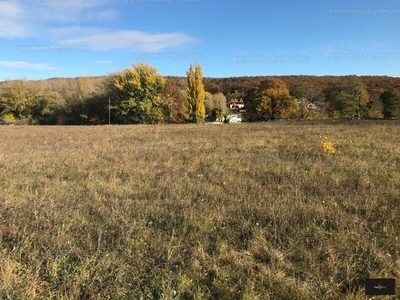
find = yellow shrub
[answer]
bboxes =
[320,136,336,153]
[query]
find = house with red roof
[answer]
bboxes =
[229,98,245,111]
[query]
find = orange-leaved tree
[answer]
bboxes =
[246,78,298,121]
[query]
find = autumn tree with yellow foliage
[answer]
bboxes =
[186,64,205,123]
[0,81,34,121]
[246,78,299,121]
[114,62,165,124]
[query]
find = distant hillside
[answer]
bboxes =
[2,75,400,98]
[1,74,399,125]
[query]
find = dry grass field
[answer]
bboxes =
[0,121,399,299]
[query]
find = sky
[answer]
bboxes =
[0,0,399,81]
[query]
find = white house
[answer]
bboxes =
[229,99,245,110]
[226,114,242,123]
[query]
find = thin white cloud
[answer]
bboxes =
[85,9,117,21]
[26,0,116,24]
[0,61,59,71]
[39,0,108,10]
[46,26,108,41]
[92,60,113,64]
[0,1,198,52]
[30,7,117,24]
[0,2,32,38]
[60,30,198,52]
[0,2,22,20]
[0,0,116,39]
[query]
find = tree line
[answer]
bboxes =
[1,63,399,125]
[0,63,209,125]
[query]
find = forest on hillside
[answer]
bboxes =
[1,64,400,125]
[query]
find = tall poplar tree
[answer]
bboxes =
[186,64,205,123]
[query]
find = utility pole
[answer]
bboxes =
[108,97,111,125]
[354,85,361,120]
[295,85,304,119]
[300,87,304,119]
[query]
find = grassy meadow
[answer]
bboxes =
[0,121,399,299]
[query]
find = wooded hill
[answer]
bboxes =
[1,73,399,125]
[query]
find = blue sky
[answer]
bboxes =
[0,0,399,81]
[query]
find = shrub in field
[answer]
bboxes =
[320,136,336,153]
